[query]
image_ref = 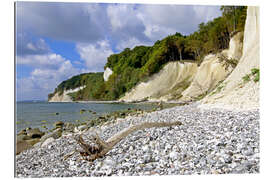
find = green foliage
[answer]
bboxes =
[218,54,238,70]
[210,81,227,96]
[49,72,106,101]
[242,74,251,82]
[251,68,260,82]
[242,68,260,83]
[49,6,247,101]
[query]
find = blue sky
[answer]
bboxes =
[16,2,222,101]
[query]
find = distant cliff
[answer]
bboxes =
[48,86,85,102]
[48,72,104,102]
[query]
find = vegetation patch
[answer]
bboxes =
[218,54,238,70]
[242,68,260,83]
[210,80,227,96]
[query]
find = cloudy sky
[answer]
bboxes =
[16,2,222,101]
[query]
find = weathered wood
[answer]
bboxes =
[65,121,182,162]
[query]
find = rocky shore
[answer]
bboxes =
[15,102,259,177]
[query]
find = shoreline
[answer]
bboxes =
[48,99,192,105]
[16,102,259,177]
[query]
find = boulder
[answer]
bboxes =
[17,129,27,136]
[63,122,75,132]
[78,125,87,131]
[41,137,55,147]
[40,128,62,143]
[26,138,40,146]
[17,134,31,142]
[54,121,64,128]
[16,140,31,155]
[27,128,45,138]
[80,109,86,114]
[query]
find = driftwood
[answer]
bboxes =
[64,121,182,162]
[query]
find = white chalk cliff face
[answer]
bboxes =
[103,67,113,82]
[120,26,243,102]
[48,86,86,102]
[181,32,243,101]
[120,62,198,102]
[201,6,260,110]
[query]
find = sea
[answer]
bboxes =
[16,101,157,134]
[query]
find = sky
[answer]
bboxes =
[16,2,222,101]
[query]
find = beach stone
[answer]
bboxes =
[40,128,62,144]
[63,123,75,132]
[26,138,40,146]
[27,128,45,138]
[41,137,55,147]
[80,109,86,114]
[16,140,32,155]
[17,134,31,142]
[78,125,87,131]
[103,157,116,167]
[18,129,27,136]
[15,103,260,177]
[169,151,179,161]
[54,121,64,128]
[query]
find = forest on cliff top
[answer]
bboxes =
[48,6,247,101]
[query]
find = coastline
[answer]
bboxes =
[16,102,259,177]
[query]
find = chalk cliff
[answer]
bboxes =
[120,62,198,102]
[181,32,243,101]
[103,67,113,82]
[120,30,243,102]
[48,86,86,102]
[200,6,259,110]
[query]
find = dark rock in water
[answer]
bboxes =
[80,109,86,114]
[98,116,106,120]
[54,121,64,128]
[55,112,59,115]
[26,127,32,131]
[27,128,45,139]
[92,111,96,114]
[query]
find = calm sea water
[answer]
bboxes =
[16,101,156,133]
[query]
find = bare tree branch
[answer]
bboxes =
[65,121,182,162]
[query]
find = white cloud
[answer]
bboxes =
[16,2,108,43]
[106,4,221,45]
[17,34,50,55]
[16,53,82,101]
[193,6,222,22]
[137,5,221,39]
[17,53,66,69]
[107,4,138,32]
[76,40,113,72]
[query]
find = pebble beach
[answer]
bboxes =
[15,102,259,177]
